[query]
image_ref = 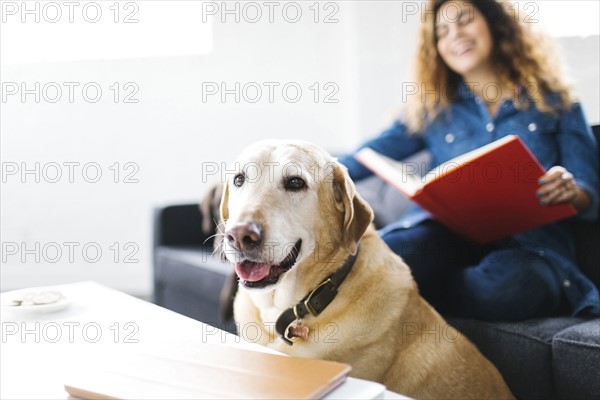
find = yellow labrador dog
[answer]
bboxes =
[220,140,513,399]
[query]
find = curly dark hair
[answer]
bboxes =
[405,0,574,133]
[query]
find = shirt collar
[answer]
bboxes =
[455,79,529,103]
[454,79,520,119]
[456,79,473,101]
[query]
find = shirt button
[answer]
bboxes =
[528,123,537,132]
[563,280,571,288]
[486,122,494,132]
[445,133,455,143]
[402,221,411,229]
[538,250,545,257]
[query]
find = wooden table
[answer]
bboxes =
[1,281,407,399]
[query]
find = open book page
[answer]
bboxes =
[354,147,424,196]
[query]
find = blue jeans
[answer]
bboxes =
[381,221,564,321]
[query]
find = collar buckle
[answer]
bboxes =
[303,278,337,317]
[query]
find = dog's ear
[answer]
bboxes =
[199,183,224,235]
[332,162,374,255]
[219,181,229,222]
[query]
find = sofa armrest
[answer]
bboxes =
[575,125,600,288]
[153,204,213,248]
[153,203,217,306]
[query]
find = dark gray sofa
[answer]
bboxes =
[153,126,600,399]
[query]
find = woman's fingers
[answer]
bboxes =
[537,166,577,205]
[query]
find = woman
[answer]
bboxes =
[338,0,599,321]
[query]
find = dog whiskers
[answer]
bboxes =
[212,221,228,261]
[203,232,224,245]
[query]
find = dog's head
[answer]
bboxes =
[220,140,373,290]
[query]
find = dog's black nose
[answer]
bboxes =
[225,222,262,252]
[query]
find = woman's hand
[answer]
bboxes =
[537,166,590,213]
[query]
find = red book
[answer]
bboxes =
[355,135,576,243]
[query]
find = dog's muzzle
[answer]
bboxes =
[233,239,302,289]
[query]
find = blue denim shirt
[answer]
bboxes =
[339,83,600,316]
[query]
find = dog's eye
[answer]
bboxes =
[233,174,245,187]
[285,176,306,191]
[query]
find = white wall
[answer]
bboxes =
[558,35,600,125]
[2,1,598,296]
[1,2,368,295]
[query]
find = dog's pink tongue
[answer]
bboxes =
[235,262,272,282]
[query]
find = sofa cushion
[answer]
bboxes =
[448,317,586,400]
[552,319,600,400]
[154,246,235,332]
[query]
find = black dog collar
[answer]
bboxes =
[275,247,360,345]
